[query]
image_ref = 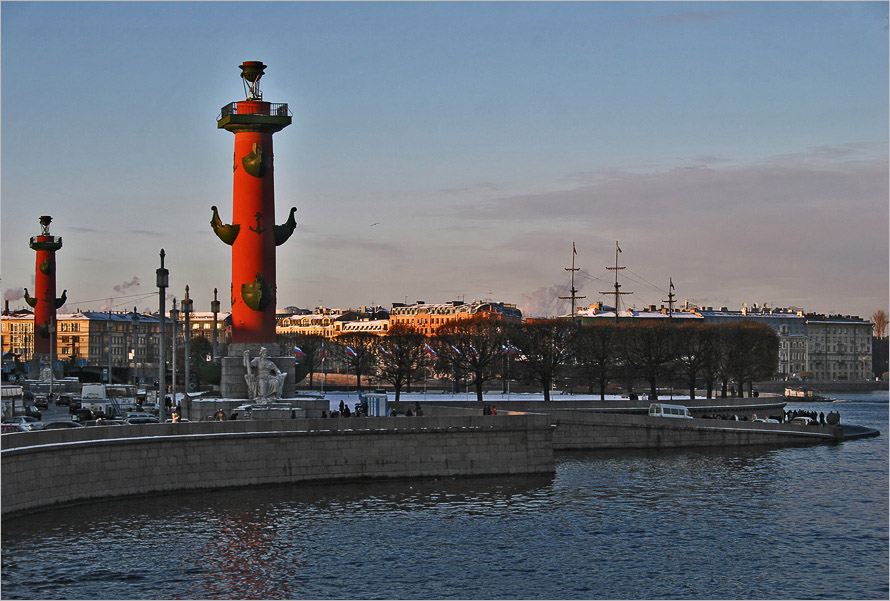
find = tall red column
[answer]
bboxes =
[25,215,66,357]
[213,61,296,345]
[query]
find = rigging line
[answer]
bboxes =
[620,273,668,297]
[71,293,159,310]
[66,291,159,306]
[575,270,611,285]
[620,272,659,290]
[625,267,668,294]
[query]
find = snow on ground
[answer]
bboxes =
[320,390,697,412]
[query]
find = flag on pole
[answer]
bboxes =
[424,343,437,357]
[378,344,391,356]
[616,241,622,253]
[321,343,326,363]
[670,278,675,290]
[345,346,357,358]
[573,242,577,255]
[450,345,462,355]
[468,345,478,356]
[503,344,520,355]
[294,346,306,358]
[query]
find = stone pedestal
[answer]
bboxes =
[221,342,295,399]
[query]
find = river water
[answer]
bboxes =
[2,391,887,600]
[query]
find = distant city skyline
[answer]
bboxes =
[2,2,887,320]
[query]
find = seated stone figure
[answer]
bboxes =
[243,347,287,401]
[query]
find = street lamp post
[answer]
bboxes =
[107,309,113,385]
[211,288,220,362]
[131,308,140,386]
[156,250,168,422]
[170,300,179,413]
[181,286,193,419]
[49,318,55,399]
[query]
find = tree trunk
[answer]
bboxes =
[474,377,484,404]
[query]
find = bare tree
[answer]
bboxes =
[872,310,888,339]
[435,317,506,403]
[333,332,379,391]
[508,319,573,402]
[622,321,674,401]
[277,333,325,388]
[570,322,621,400]
[671,322,718,402]
[376,325,424,403]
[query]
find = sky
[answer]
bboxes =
[2,1,888,321]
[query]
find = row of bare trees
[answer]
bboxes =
[279,317,779,402]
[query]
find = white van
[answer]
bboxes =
[648,403,693,419]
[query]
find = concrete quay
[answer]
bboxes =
[3,396,877,517]
[1,414,554,516]
[389,402,853,450]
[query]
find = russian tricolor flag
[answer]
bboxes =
[345,346,358,358]
[294,346,307,358]
[424,343,437,357]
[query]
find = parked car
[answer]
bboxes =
[125,416,160,425]
[71,408,95,422]
[23,407,42,420]
[41,421,85,430]
[2,423,30,434]
[125,412,154,420]
[2,416,45,431]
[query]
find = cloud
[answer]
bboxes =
[518,283,576,318]
[436,182,501,196]
[126,228,164,237]
[451,154,887,318]
[460,158,888,225]
[113,276,141,294]
[634,11,731,24]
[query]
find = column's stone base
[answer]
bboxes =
[221,343,295,400]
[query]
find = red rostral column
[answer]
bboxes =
[213,61,296,344]
[24,215,67,357]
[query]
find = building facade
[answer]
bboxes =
[2,309,233,383]
[697,304,873,381]
[389,300,522,336]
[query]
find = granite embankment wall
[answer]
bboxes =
[386,404,842,450]
[1,414,554,516]
[550,411,843,450]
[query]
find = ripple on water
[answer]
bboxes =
[2,400,887,600]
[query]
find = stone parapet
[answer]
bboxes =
[1,414,555,516]
[550,411,843,450]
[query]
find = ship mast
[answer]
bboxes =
[663,278,676,320]
[600,241,632,322]
[559,242,585,323]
